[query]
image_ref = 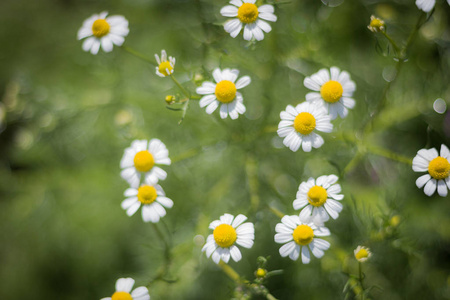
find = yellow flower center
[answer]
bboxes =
[256,268,266,278]
[237,3,259,24]
[111,291,133,300]
[213,224,237,248]
[294,112,316,135]
[158,61,173,76]
[215,80,237,103]
[92,19,110,38]
[133,150,155,172]
[293,224,314,246]
[355,248,369,261]
[428,156,450,180]
[307,185,328,207]
[370,18,383,28]
[320,80,343,103]
[137,185,157,205]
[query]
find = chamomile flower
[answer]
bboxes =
[274,215,330,263]
[354,246,372,263]
[413,144,450,197]
[121,183,173,223]
[293,174,344,224]
[155,50,175,77]
[120,139,171,188]
[100,277,150,300]
[220,0,277,41]
[277,102,333,152]
[367,15,385,32]
[196,68,250,119]
[202,213,255,264]
[416,0,435,12]
[304,67,356,120]
[77,12,129,55]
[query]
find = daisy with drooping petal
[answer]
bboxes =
[413,144,450,197]
[354,246,372,263]
[277,102,333,152]
[155,50,175,77]
[202,213,255,264]
[274,215,330,263]
[120,139,171,188]
[220,0,277,41]
[293,174,344,224]
[367,15,385,32]
[100,277,150,300]
[78,12,129,55]
[196,68,250,119]
[416,0,435,12]
[121,182,173,223]
[304,67,356,120]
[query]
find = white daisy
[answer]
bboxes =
[196,68,250,119]
[354,246,372,263]
[277,102,333,152]
[293,174,344,224]
[304,67,356,120]
[274,215,330,263]
[416,0,435,12]
[121,183,173,223]
[100,277,150,300]
[120,139,171,188]
[155,50,175,77]
[220,0,277,41]
[413,144,450,197]
[77,12,129,55]
[202,213,255,264]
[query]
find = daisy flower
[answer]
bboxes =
[367,15,385,33]
[293,174,344,224]
[416,0,435,12]
[274,215,330,263]
[413,144,450,197]
[120,139,171,188]
[77,12,129,55]
[101,277,149,300]
[354,246,372,263]
[155,50,175,77]
[220,0,277,41]
[121,183,173,223]
[196,68,250,119]
[202,213,255,264]
[277,102,333,152]
[304,67,356,120]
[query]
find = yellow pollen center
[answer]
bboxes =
[370,19,383,28]
[215,80,237,103]
[320,80,343,103]
[137,185,157,205]
[111,291,133,300]
[307,185,328,207]
[293,224,314,246]
[237,3,259,24]
[92,19,110,38]
[428,156,450,180]
[294,112,316,135]
[213,224,237,248]
[133,150,155,172]
[355,249,369,260]
[158,61,173,76]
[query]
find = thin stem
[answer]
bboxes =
[218,261,241,283]
[121,45,157,66]
[170,75,191,98]
[381,31,400,55]
[269,206,285,219]
[358,262,365,300]
[245,155,260,212]
[266,293,279,300]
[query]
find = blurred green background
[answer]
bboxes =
[1,0,450,299]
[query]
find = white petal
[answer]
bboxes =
[236,76,251,89]
[90,40,101,55]
[157,196,173,208]
[205,100,219,114]
[289,245,301,261]
[256,19,271,33]
[131,287,149,299]
[213,68,223,83]
[342,97,356,109]
[101,37,113,52]
[437,179,448,197]
[259,12,277,22]
[230,245,242,262]
[299,205,313,221]
[121,197,137,209]
[220,103,229,119]
[424,178,437,196]
[196,82,216,95]
[220,214,234,225]
[416,174,431,188]
[232,214,248,228]
[275,233,294,243]
[243,25,253,40]
[309,240,325,258]
[440,144,450,160]
[279,241,296,257]
[116,278,135,293]
[126,202,141,216]
[258,5,274,13]
[313,238,330,250]
[82,37,96,52]
[301,246,311,264]
[220,5,239,17]
[293,198,308,210]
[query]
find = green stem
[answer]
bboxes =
[245,155,260,212]
[218,261,241,283]
[381,31,400,55]
[170,75,191,98]
[358,262,365,300]
[121,45,157,66]
[269,206,285,219]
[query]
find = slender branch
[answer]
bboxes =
[121,45,157,66]
[245,155,260,212]
[170,75,191,98]
[218,261,241,283]
[358,262,365,300]
[269,206,285,219]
